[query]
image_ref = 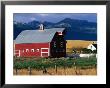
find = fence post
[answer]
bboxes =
[28,67,32,75]
[55,63,57,74]
[74,62,81,75]
[74,62,77,75]
[15,68,18,75]
[42,66,47,74]
[64,59,66,75]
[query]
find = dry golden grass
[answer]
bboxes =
[14,67,97,75]
[66,40,97,49]
[66,40,97,52]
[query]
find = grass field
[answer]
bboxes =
[66,40,97,52]
[14,57,97,75]
[13,67,96,75]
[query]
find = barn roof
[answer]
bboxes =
[92,44,97,49]
[15,28,65,44]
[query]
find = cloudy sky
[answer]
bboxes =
[14,13,97,23]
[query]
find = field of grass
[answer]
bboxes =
[14,57,97,75]
[13,67,96,75]
[66,40,97,52]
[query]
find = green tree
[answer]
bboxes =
[82,48,92,54]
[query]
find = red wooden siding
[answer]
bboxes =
[15,43,50,57]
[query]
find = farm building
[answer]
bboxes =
[66,40,97,53]
[14,24,66,57]
[87,44,97,51]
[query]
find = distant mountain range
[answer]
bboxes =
[14,18,97,41]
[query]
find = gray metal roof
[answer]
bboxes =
[15,28,65,44]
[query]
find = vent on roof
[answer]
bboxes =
[39,23,44,31]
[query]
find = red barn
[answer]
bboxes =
[14,26,66,58]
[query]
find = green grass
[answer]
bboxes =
[14,57,97,69]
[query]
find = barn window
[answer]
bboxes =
[36,49,39,52]
[53,42,56,47]
[60,42,63,47]
[31,49,34,52]
[22,50,24,52]
[26,49,29,52]
[58,32,63,35]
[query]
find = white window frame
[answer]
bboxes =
[31,49,34,52]
[36,49,39,52]
[60,42,63,47]
[41,48,49,57]
[22,50,24,52]
[26,49,29,52]
[14,50,20,57]
[58,31,63,35]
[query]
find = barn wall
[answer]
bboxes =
[15,43,49,57]
[50,32,66,58]
[87,44,96,51]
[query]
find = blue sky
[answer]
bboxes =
[14,13,97,23]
